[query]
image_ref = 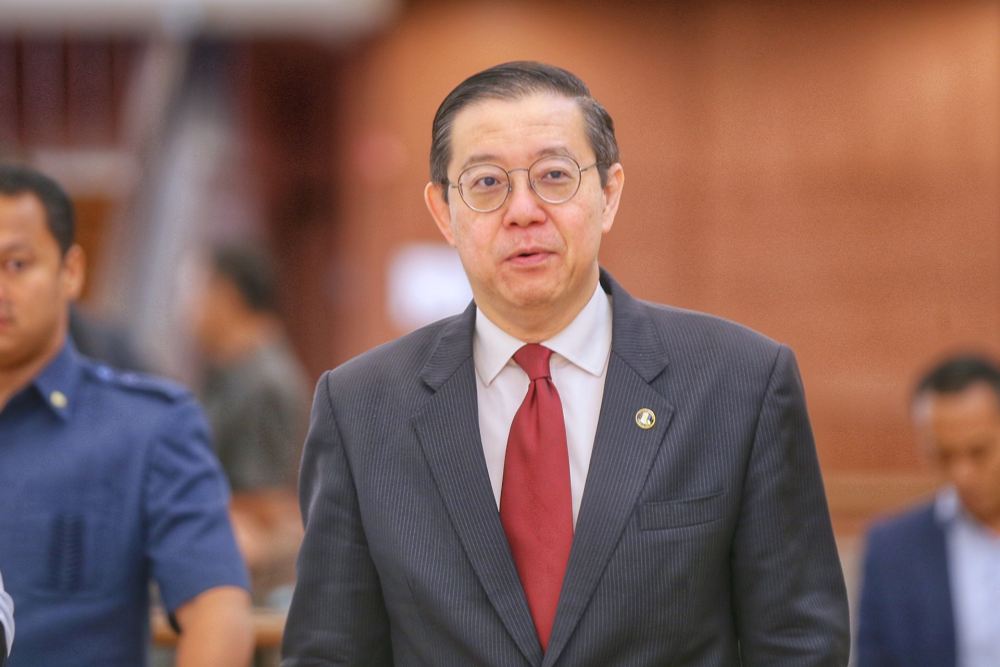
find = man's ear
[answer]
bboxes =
[61,244,86,301]
[600,162,625,234]
[424,181,456,246]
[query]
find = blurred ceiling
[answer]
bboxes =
[0,0,399,38]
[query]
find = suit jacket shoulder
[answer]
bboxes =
[607,276,790,412]
[867,501,941,551]
[637,298,782,361]
[321,304,474,402]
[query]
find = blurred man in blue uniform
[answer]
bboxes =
[0,164,254,666]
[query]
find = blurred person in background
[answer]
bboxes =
[0,569,11,666]
[189,244,308,604]
[69,303,148,373]
[282,61,849,666]
[0,164,254,666]
[858,354,1000,667]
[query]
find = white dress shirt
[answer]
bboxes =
[937,488,1000,667]
[473,282,613,525]
[0,569,13,659]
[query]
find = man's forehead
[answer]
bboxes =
[914,384,1000,438]
[0,191,47,224]
[448,93,588,162]
[0,192,55,248]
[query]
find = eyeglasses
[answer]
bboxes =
[447,155,599,213]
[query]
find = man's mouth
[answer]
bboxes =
[507,248,553,264]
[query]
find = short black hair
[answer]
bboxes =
[913,353,1000,402]
[0,164,75,254]
[429,61,619,199]
[209,245,277,313]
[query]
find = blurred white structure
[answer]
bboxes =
[388,243,473,333]
[0,0,398,38]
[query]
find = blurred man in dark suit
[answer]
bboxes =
[858,354,1000,667]
[283,61,849,667]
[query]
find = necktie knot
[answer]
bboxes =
[513,344,553,381]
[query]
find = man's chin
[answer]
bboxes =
[500,285,560,312]
[958,495,992,522]
[0,337,52,371]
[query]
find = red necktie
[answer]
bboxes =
[500,344,573,651]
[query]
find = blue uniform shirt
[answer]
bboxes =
[0,342,249,666]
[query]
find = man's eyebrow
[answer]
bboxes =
[459,153,501,171]
[458,146,578,171]
[0,240,31,255]
[534,146,575,159]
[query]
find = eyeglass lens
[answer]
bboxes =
[458,156,583,212]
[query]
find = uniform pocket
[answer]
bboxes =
[638,491,725,531]
[0,512,110,598]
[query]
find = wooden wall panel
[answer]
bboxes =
[0,40,17,152]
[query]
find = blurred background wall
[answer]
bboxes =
[1,0,998,537]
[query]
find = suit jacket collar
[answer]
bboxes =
[600,269,670,381]
[414,269,674,666]
[419,299,477,390]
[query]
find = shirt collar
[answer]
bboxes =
[935,487,961,525]
[28,339,83,421]
[934,486,991,533]
[473,281,613,385]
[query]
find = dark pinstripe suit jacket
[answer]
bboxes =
[282,271,850,667]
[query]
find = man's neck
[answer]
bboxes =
[208,316,279,367]
[480,280,602,344]
[980,512,1000,536]
[0,332,66,411]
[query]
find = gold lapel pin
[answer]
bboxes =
[635,408,655,430]
[50,390,68,409]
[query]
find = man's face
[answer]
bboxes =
[914,383,1000,528]
[188,269,232,356]
[425,93,624,338]
[0,192,82,373]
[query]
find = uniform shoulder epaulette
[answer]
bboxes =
[84,362,191,403]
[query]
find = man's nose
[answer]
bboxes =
[502,169,545,226]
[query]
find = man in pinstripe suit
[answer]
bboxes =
[282,61,850,666]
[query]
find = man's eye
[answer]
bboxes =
[541,170,570,181]
[473,175,503,189]
[3,259,28,272]
[968,445,991,462]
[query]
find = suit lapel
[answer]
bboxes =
[543,272,675,666]
[920,507,957,666]
[412,305,543,666]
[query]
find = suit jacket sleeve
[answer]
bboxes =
[730,346,850,665]
[281,372,393,666]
